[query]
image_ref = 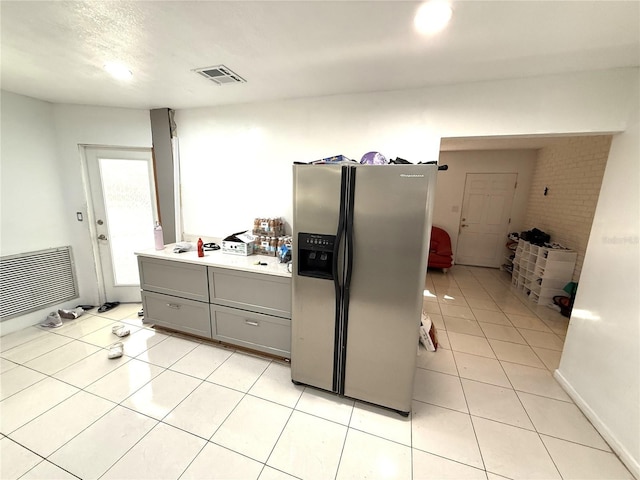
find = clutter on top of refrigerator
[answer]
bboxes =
[311,154,355,164]
[360,151,388,165]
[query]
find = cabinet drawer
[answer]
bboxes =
[142,291,211,338]
[211,305,290,358]
[209,268,291,318]
[139,257,208,302]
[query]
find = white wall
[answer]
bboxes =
[1,92,67,254]
[176,97,442,238]
[0,92,73,333]
[176,68,636,239]
[555,93,640,477]
[434,150,537,259]
[0,92,152,334]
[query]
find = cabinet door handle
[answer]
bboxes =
[245,320,259,327]
[166,303,181,309]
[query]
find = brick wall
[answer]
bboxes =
[524,135,612,281]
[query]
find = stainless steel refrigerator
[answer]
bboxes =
[291,162,437,415]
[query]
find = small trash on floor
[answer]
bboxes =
[419,311,438,352]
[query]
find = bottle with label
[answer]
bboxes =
[197,238,204,257]
[154,222,164,250]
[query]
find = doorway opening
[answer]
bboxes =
[82,146,158,304]
[456,172,517,268]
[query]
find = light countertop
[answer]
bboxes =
[135,245,291,278]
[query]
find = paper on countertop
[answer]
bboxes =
[173,242,193,253]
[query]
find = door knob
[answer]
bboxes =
[97,234,108,240]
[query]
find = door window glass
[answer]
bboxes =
[99,158,155,285]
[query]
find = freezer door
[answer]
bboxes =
[291,164,344,391]
[343,164,436,413]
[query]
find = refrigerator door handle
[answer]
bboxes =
[333,166,349,290]
[344,167,356,295]
[332,166,349,391]
[336,165,356,394]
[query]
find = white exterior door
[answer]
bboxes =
[456,173,517,267]
[84,147,158,303]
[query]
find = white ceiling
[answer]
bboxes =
[1,1,639,111]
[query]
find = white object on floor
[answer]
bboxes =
[41,312,62,328]
[107,342,124,359]
[112,326,130,338]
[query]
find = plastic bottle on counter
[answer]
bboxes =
[197,238,204,257]
[154,222,164,250]
[270,236,278,254]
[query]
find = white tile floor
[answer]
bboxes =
[0,267,634,479]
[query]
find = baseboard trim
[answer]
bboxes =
[554,369,639,480]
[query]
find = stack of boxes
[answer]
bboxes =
[252,217,290,256]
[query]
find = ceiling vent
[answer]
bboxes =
[194,65,246,85]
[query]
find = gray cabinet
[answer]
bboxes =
[208,267,291,319]
[209,267,291,358]
[211,304,291,358]
[138,256,211,338]
[137,255,292,358]
[139,257,208,302]
[142,290,212,338]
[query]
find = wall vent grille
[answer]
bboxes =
[0,246,78,321]
[194,65,246,85]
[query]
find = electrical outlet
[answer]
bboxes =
[76,212,83,221]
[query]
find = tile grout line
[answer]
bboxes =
[6,435,82,480]
[253,358,295,477]
[4,319,217,479]
[471,268,566,480]
[89,331,216,479]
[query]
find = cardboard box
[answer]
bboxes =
[222,231,255,256]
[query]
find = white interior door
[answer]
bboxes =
[456,173,517,267]
[85,147,158,303]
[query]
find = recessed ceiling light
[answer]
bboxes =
[414,0,453,35]
[104,62,133,80]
